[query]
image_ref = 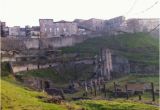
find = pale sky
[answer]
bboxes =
[0,0,160,27]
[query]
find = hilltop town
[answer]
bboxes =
[1,16,159,110]
[1,16,159,38]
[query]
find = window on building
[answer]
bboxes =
[63,28,66,32]
[45,28,47,32]
[57,28,59,32]
[50,28,52,32]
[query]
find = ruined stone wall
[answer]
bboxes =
[10,59,93,73]
[130,61,159,74]
[1,35,87,50]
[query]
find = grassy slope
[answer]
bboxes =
[61,33,159,65]
[65,75,159,104]
[1,76,158,110]
[106,75,159,89]
[21,64,94,87]
[75,100,159,110]
[1,76,67,110]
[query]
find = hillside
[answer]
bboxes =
[61,33,159,65]
[1,76,67,110]
[1,75,159,110]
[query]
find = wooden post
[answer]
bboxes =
[151,82,155,101]
[90,87,93,94]
[60,89,65,100]
[94,81,97,96]
[98,78,101,92]
[103,83,106,97]
[138,94,141,100]
[125,84,128,100]
[90,80,93,95]
[85,81,88,97]
[114,82,117,97]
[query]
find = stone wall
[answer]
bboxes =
[10,59,94,73]
[1,35,87,50]
[130,61,159,74]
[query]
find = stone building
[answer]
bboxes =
[0,21,9,37]
[77,18,105,32]
[126,18,159,33]
[25,25,32,37]
[9,26,20,37]
[54,20,78,36]
[31,26,40,38]
[104,16,127,35]
[0,21,1,36]
[19,28,26,37]
[39,19,54,37]
[39,19,78,37]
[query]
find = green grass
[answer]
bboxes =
[1,75,159,110]
[1,76,67,110]
[106,74,159,89]
[20,64,94,87]
[74,100,158,110]
[65,74,159,104]
[1,62,11,76]
[61,33,159,65]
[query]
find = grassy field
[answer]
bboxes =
[106,74,159,89]
[74,100,159,110]
[1,76,67,110]
[64,74,159,104]
[1,75,159,110]
[61,33,159,65]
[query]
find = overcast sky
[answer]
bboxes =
[0,0,159,27]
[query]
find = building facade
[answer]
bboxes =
[0,21,9,37]
[9,26,20,37]
[104,16,127,35]
[126,18,160,33]
[39,19,54,37]
[77,18,105,32]
[39,19,78,37]
[54,21,78,36]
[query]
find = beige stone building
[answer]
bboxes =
[77,18,105,32]
[9,26,20,37]
[126,18,160,33]
[104,16,127,35]
[54,20,78,36]
[39,19,54,37]
[39,19,78,37]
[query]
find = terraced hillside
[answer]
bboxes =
[61,33,159,65]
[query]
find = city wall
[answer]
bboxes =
[1,35,88,50]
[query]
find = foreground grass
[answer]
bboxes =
[75,100,158,110]
[1,75,159,110]
[1,76,67,110]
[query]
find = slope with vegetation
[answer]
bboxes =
[1,75,159,110]
[61,33,159,65]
